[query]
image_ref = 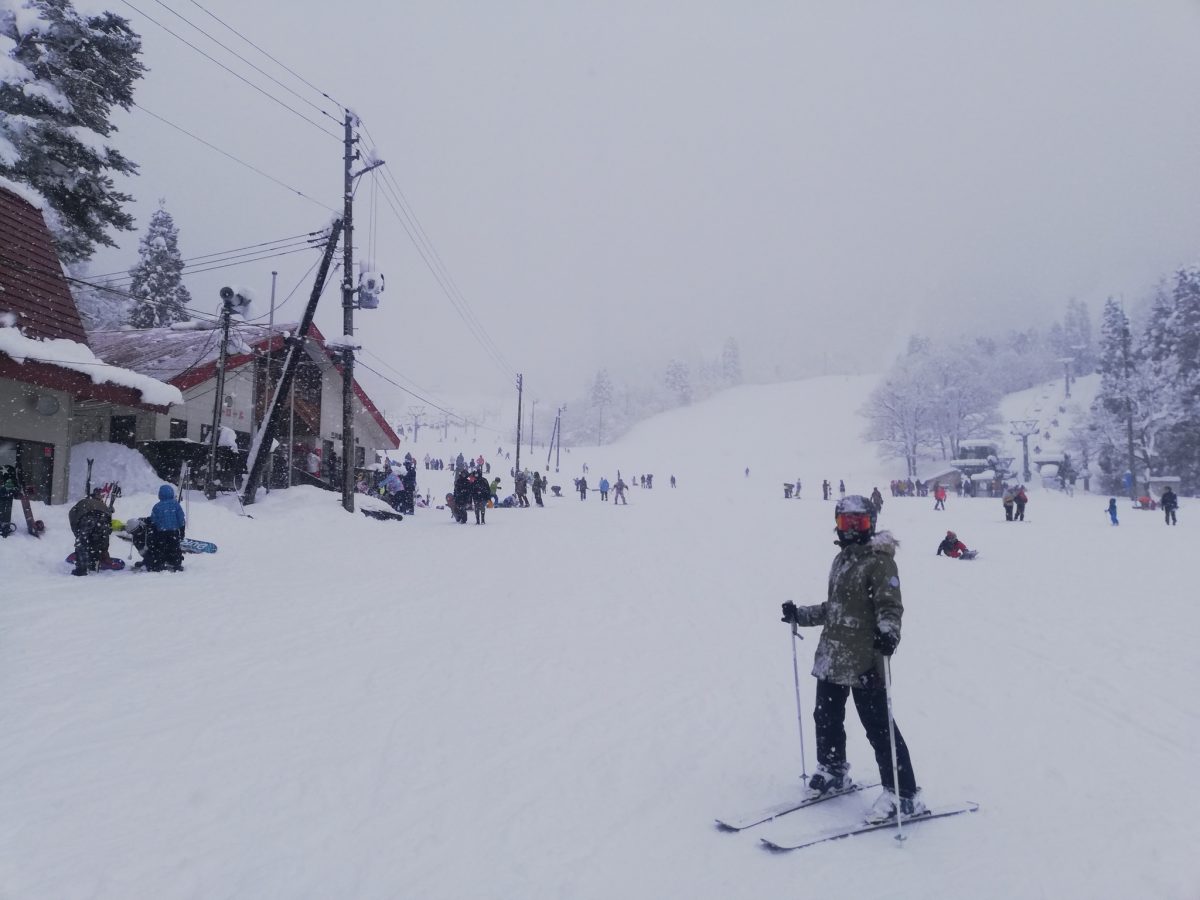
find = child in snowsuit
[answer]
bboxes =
[1106,497,1119,526]
[148,484,186,572]
[936,530,976,559]
[780,495,924,825]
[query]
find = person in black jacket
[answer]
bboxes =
[452,467,472,524]
[469,469,490,524]
[1161,486,1179,526]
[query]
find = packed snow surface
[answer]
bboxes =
[1,375,1196,899]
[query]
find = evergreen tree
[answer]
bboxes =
[664,360,692,405]
[0,0,146,262]
[127,203,192,327]
[721,337,742,385]
[589,367,614,444]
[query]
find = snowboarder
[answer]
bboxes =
[577,476,588,500]
[1106,497,1119,526]
[68,487,114,576]
[936,530,976,560]
[1014,485,1028,522]
[933,482,947,510]
[531,471,544,507]
[613,477,628,505]
[779,494,924,825]
[1161,486,1178,526]
[147,484,186,572]
[869,487,883,513]
[838,479,845,498]
[599,476,610,501]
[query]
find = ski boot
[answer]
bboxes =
[804,764,852,800]
[865,788,927,824]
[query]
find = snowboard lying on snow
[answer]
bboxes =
[115,533,218,553]
[361,508,403,522]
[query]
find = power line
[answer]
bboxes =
[117,0,341,140]
[134,103,339,212]
[92,231,320,279]
[183,0,344,112]
[359,122,515,377]
[147,0,341,126]
[105,242,323,284]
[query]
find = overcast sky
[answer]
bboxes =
[82,0,1200,424]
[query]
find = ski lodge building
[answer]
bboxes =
[0,187,180,504]
[88,321,401,487]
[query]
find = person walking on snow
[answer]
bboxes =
[1106,497,1119,526]
[613,477,628,505]
[838,479,846,498]
[870,487,883,512]
[598,476,610,501]
[1161,486,1178,526]
[1002,488,1016,522]
[779,494,924,825]
[1014,485,1028,522]
[933,482,947,510]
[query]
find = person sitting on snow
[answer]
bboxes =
[936,530,976,560]
[68,488,115,575]
[147,484,186,572]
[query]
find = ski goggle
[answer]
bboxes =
[835,512,873,533]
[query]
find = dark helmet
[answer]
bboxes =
[834,494,876,540]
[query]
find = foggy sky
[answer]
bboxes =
[83,0,1200,423]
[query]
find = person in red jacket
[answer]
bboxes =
[936,530,976,559]
[933,482,947,510]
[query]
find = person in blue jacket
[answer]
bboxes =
[148,484,187,572]
[1106,497,1119,526]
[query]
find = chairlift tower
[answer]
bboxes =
[1010,419,1039,483]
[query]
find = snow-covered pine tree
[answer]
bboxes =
[0,0,145,262]
[590,368,614,444]
[127,203,192,328]
[721,337,742,385]
[1093,298,1139,493]
[664,359,691,406]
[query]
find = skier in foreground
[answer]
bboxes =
[780,494,925,824]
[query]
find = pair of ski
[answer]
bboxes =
[716,782,978,851]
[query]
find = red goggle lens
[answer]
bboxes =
[836,513,873,532]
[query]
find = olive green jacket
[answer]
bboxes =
[793,531,903,686]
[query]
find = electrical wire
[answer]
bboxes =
[147,0,341,126]
[91,231,320,279]
[117,0,341,140]
[134,103,339,212]
[182,0,344,112]
[358,122,516,378]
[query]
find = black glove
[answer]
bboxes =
[781,601,798,624]
[873,628,899,656]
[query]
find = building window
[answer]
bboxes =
[169,418,188,439]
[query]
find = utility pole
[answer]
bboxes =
[1009,419,1039,483]
[514,373,524,475]
[546,408,560,472]
[263,270,277,492]
[204,291,235,499]
[338,109,384,513]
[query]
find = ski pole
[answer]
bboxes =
[790,623,808,780]
[883,655,905,843]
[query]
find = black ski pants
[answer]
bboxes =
[1165,507,1177,526]
[813,675,917,798]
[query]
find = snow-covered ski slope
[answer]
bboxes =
[2,375,1196,899]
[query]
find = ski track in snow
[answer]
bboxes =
[1,376,1198,899]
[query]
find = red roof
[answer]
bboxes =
[88,321,401,449]
[0,188,89,344]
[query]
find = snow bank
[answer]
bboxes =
[68,441,165,500]
[0,327,182,407]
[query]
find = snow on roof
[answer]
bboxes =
[88,321,298,389]
[0,326,182,407]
